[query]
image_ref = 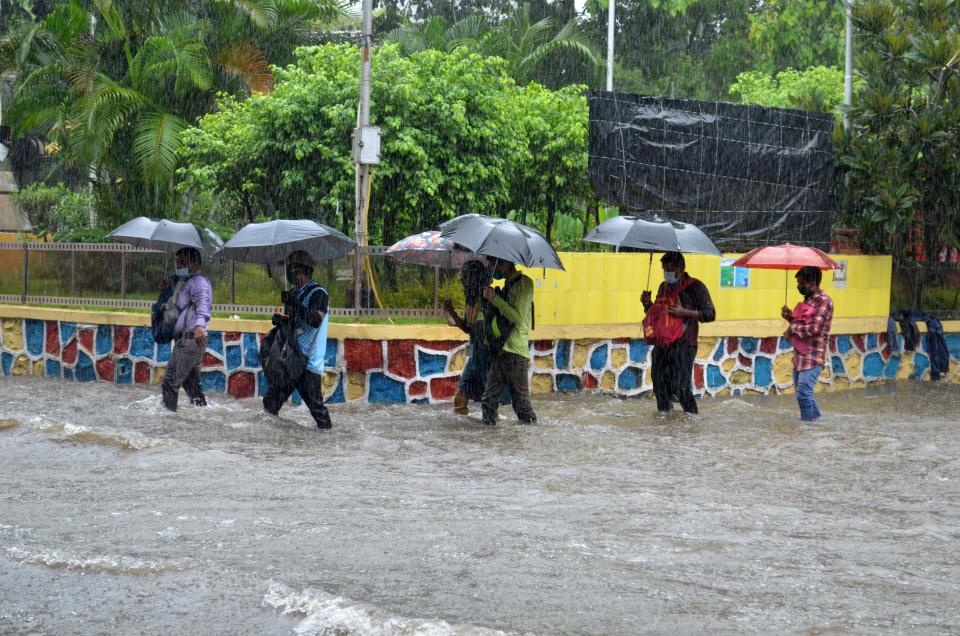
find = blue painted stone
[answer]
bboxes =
[130,327,155,359]
[418,350,447,377]
[291,388,302,406]
[913,353,929,380]
[836,335,852,354]
[201,371,226,393]
[156,342,171,364]
[1,352,12,375]
[116,358,133,384]
[206,331,223,355]
[95,325,112,356]
[556,340,571,368]
[617,366,641,390]
[63,368,74,381]
[863,352,884,378]
[920,335,929,354]
[754,356,772,387]
[629,339,648,364]
[740,337,757,354]
[368,372,406,403]
[732,388,742,397]
[257,370,269,397]
[25,320,44,357]
[556,373,580,393]
[779,337,793,351]
[884,356,900,379]
[226,345,242,371]
[411,397,430,405]
[866,333,878,350]
[713,340,725,361]
[324,339,337,369]
[75,352,95,382]
[589,344,608,371]
[707,364,725,389]
[59,322,76,345]
[45,359,61,378]
[327,376,345,404]
[831,356,845,376]
[243,333,260,367]
[946,334,960,361]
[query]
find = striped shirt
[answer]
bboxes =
[789,289,833,371]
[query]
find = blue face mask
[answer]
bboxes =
[175,267,189,278]
[664,271,679,285]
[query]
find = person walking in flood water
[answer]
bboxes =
[262,250,333,429]
[780,265,833,421]
[479,258,535,425]
[641,251,715,414]
[161,247,212,412]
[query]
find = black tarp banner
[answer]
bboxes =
[588,91,837,249]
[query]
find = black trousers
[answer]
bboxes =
[263,370,332,429]
[481,352,536,425]
[651,342,698,414]
[161,336,206,411]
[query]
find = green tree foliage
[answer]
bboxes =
[178,44,592,244]
[729,66,847,113]
[747,0,845,74]
[837,0,960,300]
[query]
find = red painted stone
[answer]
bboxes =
[387,340,416,379]
[408,380,428,397]
[45,321,60,355]
[429,376,459,401]
[228,371,256,399]
[79,328,94,353]
[62,339,78,365]
[613,337,631,345]
[760,337,778,355]
[852,334,866,352]
[829,336,838,353]
[114,326,130,354]
[345,339,383,372]
[413,340,460,352]
[878,333,887,348]
[582,373,598,389]
[95,357,115,381]
[533,340,554,352]
[134,361,151,384]
[693,364,704,390]
[224,331,241,343]
[738,354,752,369]
[881,346,891,361]
[726,337,739,354]
[202,352,222,368]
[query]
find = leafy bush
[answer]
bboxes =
[12,183,106,242]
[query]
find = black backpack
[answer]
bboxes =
[260,284,322,387]
[151,277,185,345]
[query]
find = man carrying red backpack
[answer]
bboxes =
[641,252,716,414]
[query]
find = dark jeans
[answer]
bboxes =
[162,336,207,411]
[481,352,536,425]
[263,370,332,429]
[651,342,698,414]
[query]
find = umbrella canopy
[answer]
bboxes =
[730,244,841,270]
[108,217,224,254]
[385,231,474,269]
[439,214,564,271]
[583,215,721,255]
[221,219,356,264]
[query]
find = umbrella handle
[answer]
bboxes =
[645,252,653,292]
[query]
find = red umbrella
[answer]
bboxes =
[731,243,842,303]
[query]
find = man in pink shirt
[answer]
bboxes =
[161,247,212,411]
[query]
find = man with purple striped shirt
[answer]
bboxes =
[161,247,212,412]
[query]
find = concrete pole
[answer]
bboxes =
[606,0,615,91]
[354,0,374,310]
[843,0,854,129]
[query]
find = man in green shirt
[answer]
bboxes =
[479,258,536,425]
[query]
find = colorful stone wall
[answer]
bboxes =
[2,317,959,404]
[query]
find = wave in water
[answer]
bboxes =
[263,581,514,636]
[31,419,166,451]
[4,546,189,575]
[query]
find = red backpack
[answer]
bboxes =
[642,277,695,347]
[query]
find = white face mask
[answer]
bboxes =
[175,267,189,278]
[664,271,679,284]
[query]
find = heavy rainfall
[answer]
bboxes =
[2,0,960,634]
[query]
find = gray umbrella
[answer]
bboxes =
[221,219,356,263]
[108,216,224,254]
[583,215,720,255]
[439,214,564,271]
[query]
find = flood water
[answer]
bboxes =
[1,377,959,635]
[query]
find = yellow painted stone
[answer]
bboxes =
[152,367,164,385]
[11,354,29,376]
[531,373,554,394]
[32,360,44,375]
[2,319,24,351]
[0,419,19,430]
[346,372,366,401]
[814,378,830,393]
[833,377,849,391]
[572,340,598,370]
[845,352,862,379]
[730,369,751,385]
[600,371,616,391]
[896,353,913,380]
[773,354,794,385]
[534,355,554,370]
[714,387,731,397]
[447,349,467,373]
[722,357,737,373]
[610,347,628,369]
[322,371,339,397]
[778,384,796,395]
[696,338,717,361]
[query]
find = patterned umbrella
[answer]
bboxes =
[385,231,474,269]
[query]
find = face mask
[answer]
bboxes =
[664,271,678,285]
[175,267,189,278]
[798,285,813,298]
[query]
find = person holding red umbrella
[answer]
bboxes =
[780,266,834,422]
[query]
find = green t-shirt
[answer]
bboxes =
[490,272,534,358]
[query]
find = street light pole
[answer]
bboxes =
[843,0,854,129]
[354,0,374,310]
[606,0,615,91]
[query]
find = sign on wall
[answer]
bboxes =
[720,258,751,288]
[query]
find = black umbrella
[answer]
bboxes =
[439,214,564,271]
[221,219,356,263]
[108,217,224,255]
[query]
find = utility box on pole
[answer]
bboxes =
[352,125,381,165]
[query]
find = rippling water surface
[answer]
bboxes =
[2,377,959,635]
